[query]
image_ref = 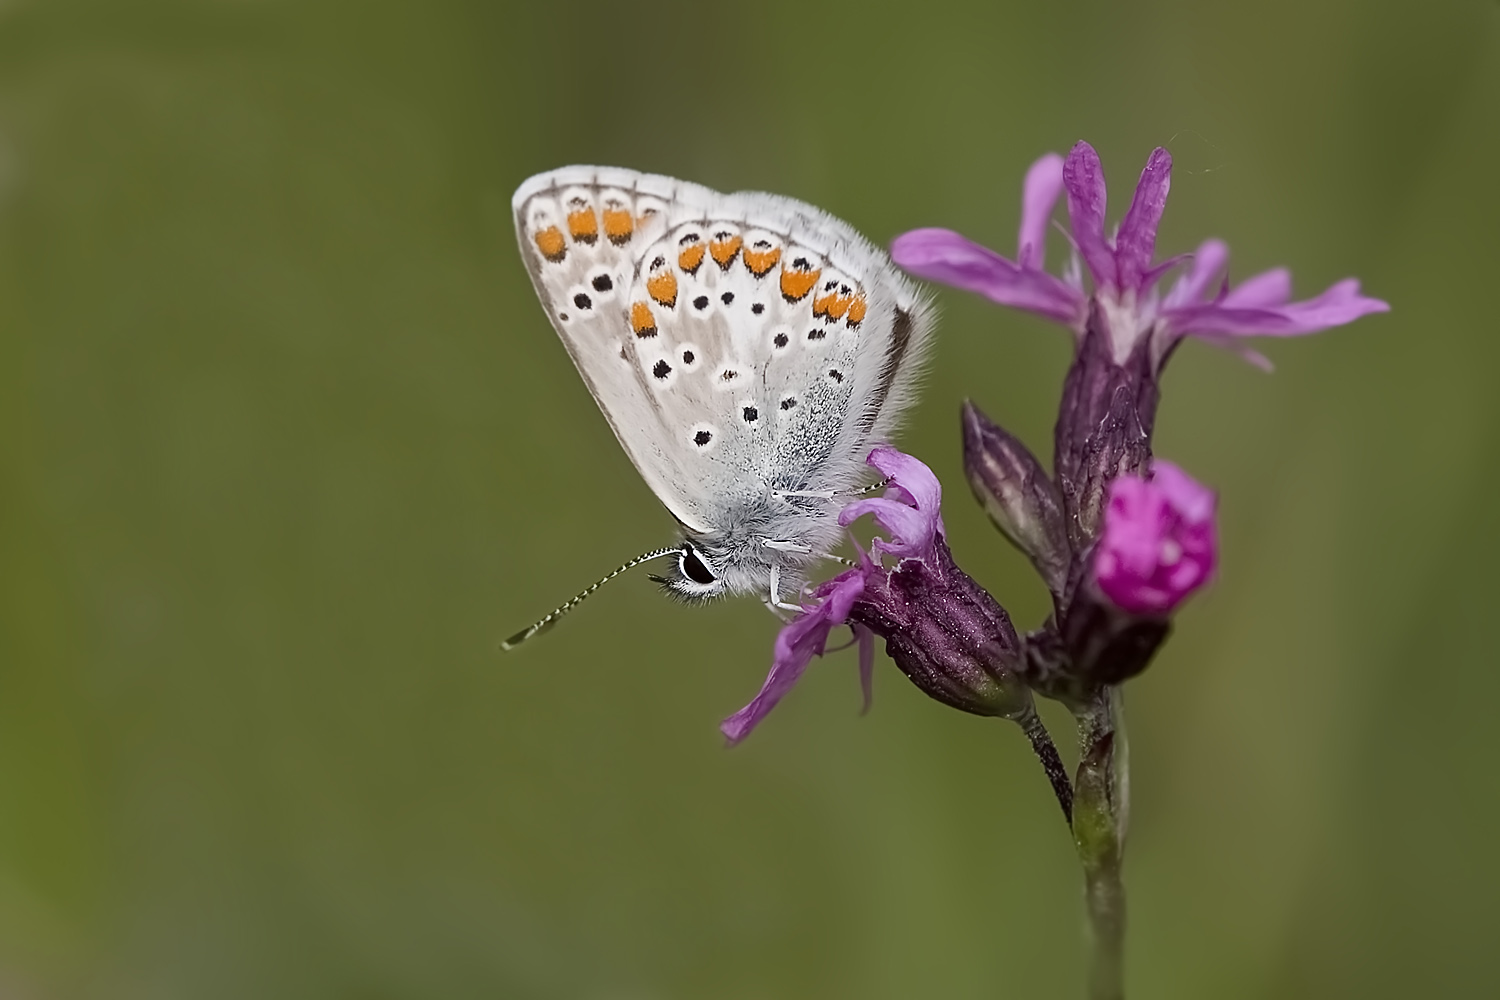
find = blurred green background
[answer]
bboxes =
[2,0,1496,997]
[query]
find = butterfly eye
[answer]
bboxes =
[679,544,717,585]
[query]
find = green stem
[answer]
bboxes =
[1072,687,1128,1000]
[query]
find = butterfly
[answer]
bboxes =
[503,167,934,648]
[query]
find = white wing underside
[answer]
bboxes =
[513,166,934,541]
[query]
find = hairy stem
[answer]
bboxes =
[1072,687,1128,1000]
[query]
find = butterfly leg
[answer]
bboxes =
[772,488,838,500]
[767,563,805,614]
[773,478,889,502]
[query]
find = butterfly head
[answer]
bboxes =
[652,540,729,602]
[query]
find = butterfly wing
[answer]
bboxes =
[513,168,934,543]
[512,167,715,530]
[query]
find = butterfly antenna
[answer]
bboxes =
[500,547,678,651]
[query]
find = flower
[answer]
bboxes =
[721,447,1029,745]
[891,142,1389,369]
[895,140,1388,555]
[1022,459,1216,694]
[1093,460,1218,617]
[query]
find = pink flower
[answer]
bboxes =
[721,447,1024,744]
[1093,461,1218,617]
[891,142,1389,369]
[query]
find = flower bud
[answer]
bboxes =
[851,529,1032,719]
[1093,460,1216,616]
[961,401,1071,594]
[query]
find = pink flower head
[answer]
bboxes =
[892,142,1389,369]
[721,447,954,745]
[1093,460,1218,617]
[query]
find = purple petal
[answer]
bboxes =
[891,228,1082,323]
[856,625,875,715]
[839,497,933,559]
[721,571,865,745]
[1139,251,1193,296]
[1115,148,1172,290]
[1222,267,1291,308]
[1062,141,1117,288]
[1163,239,1228,309]
[720,614,828,745]
[1150,460,1215,522]
[1168,278,1389,338]
[815,567,867,622]
[1254,279,1389,334]
[1018,153,1065,270]
[868,446,941,511]
[1194,334,1276,371]
[839,447,945,560]
[1163,303,1303,337]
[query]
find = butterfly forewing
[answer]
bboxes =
[512,167,933,550]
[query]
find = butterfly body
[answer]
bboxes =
[512,167,934,608]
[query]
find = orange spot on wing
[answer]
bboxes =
[779,265,821,302]
[631,301,658,338]
[534,226,566,262]
[567,208,599,244]
[647,271,678,308]
[603,207,633,245]
[814,286,854,319]
[709,234,743,269]
[678,242,706,274]
[743,243,781,277]
[846,293,868,326]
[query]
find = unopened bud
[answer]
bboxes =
[961,400,1071,594]
[851,530,1032,720]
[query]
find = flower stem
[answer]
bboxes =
[1072,687,1128,1000]
[1018,709,1073,823]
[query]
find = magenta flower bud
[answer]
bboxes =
[1093,461,1217,616]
